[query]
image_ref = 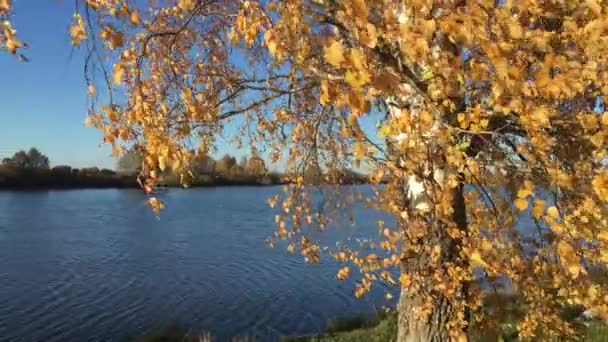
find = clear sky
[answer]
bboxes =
[0,1,250,169]
[0,1,381,171]
[0,0,117,168]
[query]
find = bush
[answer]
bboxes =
[100,168,116,176]
[51,165,72,176]
[81,167,100,175]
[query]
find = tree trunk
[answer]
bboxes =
[397,291,453,342]
[396,182,467,342]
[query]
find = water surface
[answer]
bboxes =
[0,187,391,341]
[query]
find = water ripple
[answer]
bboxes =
[0,187,393,341]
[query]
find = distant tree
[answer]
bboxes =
[51,165,73,182]
[26,148,50,169]
[247,155,267,176]
[117,149,142,174]
[8,151,29,168]
[81,167,100,175]
[215,154,237,174]
[3,148,49,169]
[51,165,72,176]
[193,154,216,175]
[100,169,116,176]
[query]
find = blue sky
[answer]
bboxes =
[0,1,382,171]
[0,1,252,169]
[0,0,116,168]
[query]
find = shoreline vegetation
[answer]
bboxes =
[0,166,289,190]
[0,148,369,190]
[135,306,608,342]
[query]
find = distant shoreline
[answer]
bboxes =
[0,171,287,190]
[0,168,369,191]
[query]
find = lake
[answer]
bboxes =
[0,187,393,341]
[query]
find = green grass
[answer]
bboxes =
[282,317,608,342]
[133,326,256,342]
[583,322,608,342]
[282,317,398,342]
[134,309,608,342]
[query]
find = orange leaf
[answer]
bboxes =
[324,39,345,67]
[514,198,528,211]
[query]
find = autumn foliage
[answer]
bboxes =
[5,0,608,340]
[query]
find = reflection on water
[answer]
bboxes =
[0,187,393,341]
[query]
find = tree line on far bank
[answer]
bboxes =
[0,148,367,189]
[0,147,136,189]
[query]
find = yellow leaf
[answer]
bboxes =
[337,266,350,280]
[517,189,532,199]
[5,35,22,54]
[158,155,167,171]
[84,117,93,127]
[0,0,9,14]
[113,64,124,85]
[130,10,141,25]
[349,48,366,72]
[588,0,602,16]
[579,114,599,130]
[353,142,366,158]
[86,0,100,9]
[370,168,384,184]
[358,23,377,48]
[480,238,493,251]
[377,124,391,138]
[557,241,581,277]
[470,250,487,267]
[532,199,546,219]
[320,81,330,105]
[69,14,87,46]
[601,112,608,126]
[400,273,411,287]
[514,198,528,211]
[148,197,165,213]
[549,221,564,234]
[264,29,278,58]
[324,39,345,67]
[593,171,608,201]
[547,206,560,219]
[88,85,96,96]
[508,21,522,39]
[354,286,366,298]
[345,70,368,88]
[340,127,350,137]
[420,110,434,126]
[517,180,535,198]
[177,0,195,11]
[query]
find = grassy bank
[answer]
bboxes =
[283,310,608,342]
[282,311,398,342]
[136,309,608,342]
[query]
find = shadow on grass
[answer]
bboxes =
[324,309,393,334]
[131,326,257,342]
